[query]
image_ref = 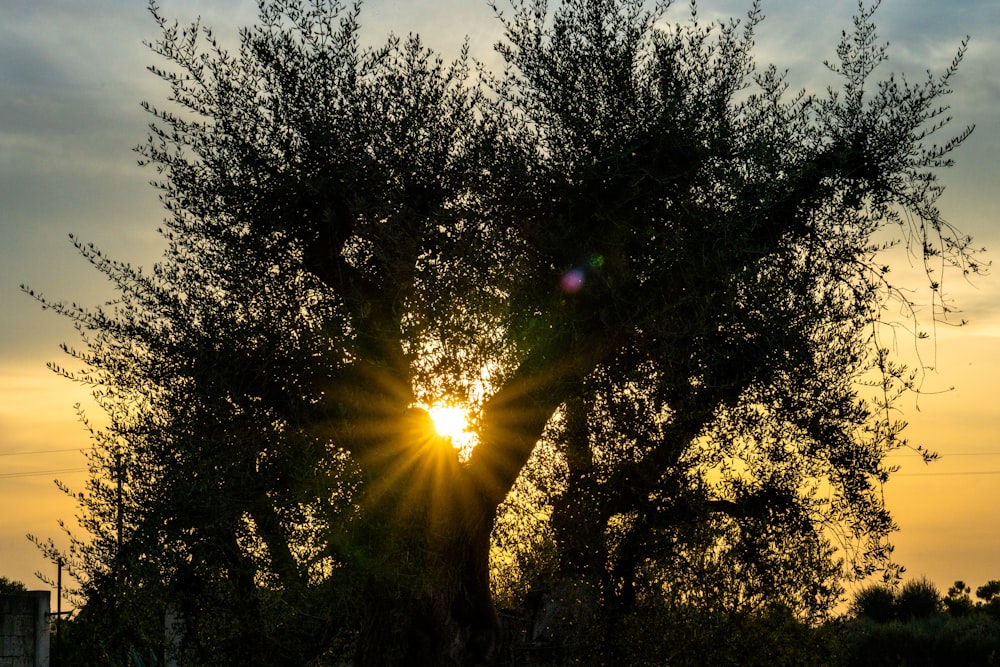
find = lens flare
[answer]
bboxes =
[560,268,586,293]
[560,254,604,293]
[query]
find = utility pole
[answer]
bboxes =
[116,447,123,556]
[115,446,125,666]
[51,557,72,666]
[56,558,61,663]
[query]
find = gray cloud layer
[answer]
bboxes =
[3,0,997,352]
[0,2,996,407]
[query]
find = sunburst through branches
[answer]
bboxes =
[426,403,475,458]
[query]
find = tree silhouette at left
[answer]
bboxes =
[0,577,27,594]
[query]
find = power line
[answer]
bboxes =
[0,448,82,458]
[895,470,1000,477]
[939,454,1000,459]
[887,451,1000,458]
[0,467,88,480]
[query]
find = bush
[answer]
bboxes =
[852,583,897,623]
[613,603,837,667]
[835,614,1000,667]
[897,577,941,620]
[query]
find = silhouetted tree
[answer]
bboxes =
[852,583,898,623]
[975,580,1000,620]
[897,577,941,620]
[944,580,976,617]
[0,577,27,594]
[842,577,1000,667]
[26,0,981,664]
[851,577,940,624]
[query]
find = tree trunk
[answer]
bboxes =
[355,486,499,666]
[353,515,498,666]
[352,411,500,666]
[350,317,604,663]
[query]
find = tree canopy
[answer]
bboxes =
[0,577,28,595]
[25,0,982,664]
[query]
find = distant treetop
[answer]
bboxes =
[0,576,28,594]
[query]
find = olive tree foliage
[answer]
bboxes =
[489,0,978,641]
[24,0,982,663]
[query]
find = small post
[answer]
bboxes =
[56,557,63,664]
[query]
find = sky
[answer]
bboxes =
[1,0,998,607]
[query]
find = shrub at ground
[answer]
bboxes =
[836,614,1000,667]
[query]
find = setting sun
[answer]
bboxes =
[427,404,469,442]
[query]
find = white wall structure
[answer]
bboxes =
[0,591,50,667]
